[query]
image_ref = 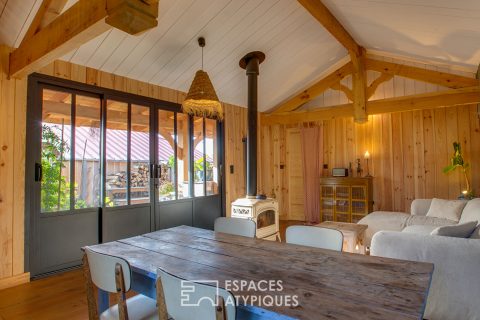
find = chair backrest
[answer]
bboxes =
[85,247,132,293]
[214,217,256,238]
[156,268,236,320]
[286,226,343,251]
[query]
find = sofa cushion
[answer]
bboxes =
[405,215,457,227]
[426,198,468,222]
[357,211,410,246]
[469,225,480,239]
[431,221,478,238]
[402,225,438,235]
[459,198,480,224]
[410,199,433,216]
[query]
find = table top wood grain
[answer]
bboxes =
[86,226,433,320]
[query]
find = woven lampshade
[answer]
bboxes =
[182,70,223,120]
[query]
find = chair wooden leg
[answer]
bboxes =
[215,295,227,320]
[115,263,129,320]
[82,253,99,320]
[156,277,169,320]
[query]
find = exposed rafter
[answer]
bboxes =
[262,86,480,125]
[297,0,361,57]
[271,62,352,114]
[297,0,369,122]
[367,73,394,99]
[330,81,353,101]
[9,0,159,78]
[20,0,69,46]
[366,58,478,89]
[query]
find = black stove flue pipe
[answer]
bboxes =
[239,51,265,199]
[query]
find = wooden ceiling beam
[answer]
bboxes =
[9,0,159,78]
[366,58,479,89]
[20,0,69,47]
[261,86,480,125]
[271,61,352,114]
[297,0,361,57]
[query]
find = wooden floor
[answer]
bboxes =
[0,220,304,320]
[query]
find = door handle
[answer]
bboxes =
[150,163,155,179]
[156,164,162,179]
[34,162,42,182]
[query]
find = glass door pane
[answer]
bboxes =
[157,110,175,201]
[41,89,72,212]
[131,104,150,204]
[205,118,218,195]
[105,100,128,207]
[74,95,101,209]
[193,116,205,197]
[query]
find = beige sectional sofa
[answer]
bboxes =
[359,198,480,320]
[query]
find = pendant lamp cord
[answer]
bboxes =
[201,45,204,70]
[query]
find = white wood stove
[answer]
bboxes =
[231,198,280,241]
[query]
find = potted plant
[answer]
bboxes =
[443,142,474,199]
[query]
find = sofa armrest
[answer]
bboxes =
[371,231,480,320]
[410,199,432,216]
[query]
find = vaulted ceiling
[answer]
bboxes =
[1,0,479,111]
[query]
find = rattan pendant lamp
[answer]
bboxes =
[182,37,223,120]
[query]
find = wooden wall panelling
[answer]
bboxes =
[381,113,393,210]
[413,110,426,199]
[457,105,472,193]
[445,107,461,198]
[0,46,15,278]
[390,113,405,211]
[260,104,477,217]
[12,77,26,276]
[371,115,383,210]
[469,107,480,195]
[433,108,449,199]
[422,109,436,199]
[224,103,247,216]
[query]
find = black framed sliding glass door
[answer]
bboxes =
[26,73,224,277]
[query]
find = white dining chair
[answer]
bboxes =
[156,268,236,320]
[286,225,343,251]
[214,217,256,238]
[83,247,158,320]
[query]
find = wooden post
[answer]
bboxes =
[351,49,367,123]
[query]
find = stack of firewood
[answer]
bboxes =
[106,164,149,189]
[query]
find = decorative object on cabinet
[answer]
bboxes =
[364,151,372,177]
[320,177,373,223]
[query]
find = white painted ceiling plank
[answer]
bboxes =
[150,0,281,86]
[113,0,197,76]
[0,0,36,47]
[166,0,271,89]
[129,0,234,81]
[149,0,255,86]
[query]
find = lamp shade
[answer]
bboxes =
[182,70,223,120]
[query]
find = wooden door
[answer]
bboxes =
[286,128,305,221]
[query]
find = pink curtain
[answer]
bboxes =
[300,126,323,224]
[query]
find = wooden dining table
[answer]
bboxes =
[86,225,433,320]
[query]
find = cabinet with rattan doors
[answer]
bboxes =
[320,177,373,223]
